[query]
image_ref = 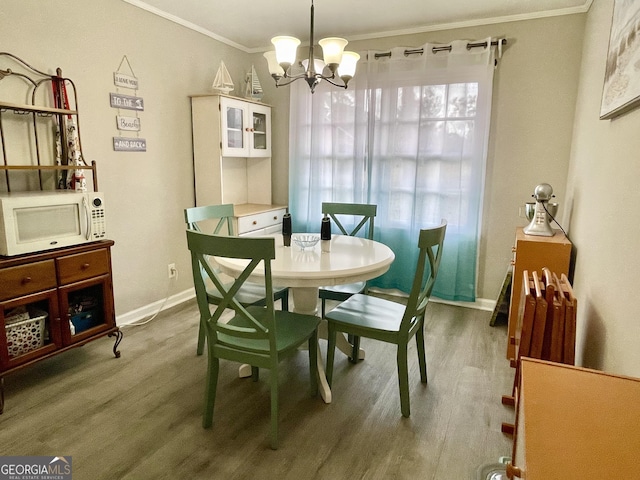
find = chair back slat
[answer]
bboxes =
[185,204,235,235]
[186,230,277,352]
[401,221,447,334]
[322,202,377,239]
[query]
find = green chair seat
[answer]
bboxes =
[326,221,447,418]
[217,306,319,354]
[322,294,407,335]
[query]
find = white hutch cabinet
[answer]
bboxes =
[220,96,271,157]
[190,94,286,236]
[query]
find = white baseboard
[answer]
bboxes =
[368,287,496,312]
[117,288,196,326]
[115,288,496,326]
[430,296,496,312]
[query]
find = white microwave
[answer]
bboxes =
[0,190,107,256]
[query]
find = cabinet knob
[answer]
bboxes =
[273,216,278,220]
[81,263,90,270]
[252,221,257,225]
[21,276,32,285]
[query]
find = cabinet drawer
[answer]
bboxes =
[237,208,286,235]
[0,260,57,301]
[56,249,110,285]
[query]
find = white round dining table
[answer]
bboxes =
[214,234,395,403]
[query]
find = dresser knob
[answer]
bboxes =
[82,263,90,269]
[252,221,257,225]
[21,276,32,284]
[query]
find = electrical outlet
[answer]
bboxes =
[168,263,177,279]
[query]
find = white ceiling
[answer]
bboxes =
[123,0,592,52]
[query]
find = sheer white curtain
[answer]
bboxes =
[289,39,496,301]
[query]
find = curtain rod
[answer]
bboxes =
[373,38,507,59]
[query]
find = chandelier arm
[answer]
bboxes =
[274,76,307,88]
[322,76,347,89]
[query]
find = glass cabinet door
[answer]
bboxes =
[59,275,114,346]
[252,111,267,151]
[249,104,271,157]
[0,289,61,370]
[226,105,244,148]
[221,97,250,157]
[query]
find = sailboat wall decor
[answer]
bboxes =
[211,60,234,94]
[244,65,263,101]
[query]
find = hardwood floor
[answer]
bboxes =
[0,298,514,480]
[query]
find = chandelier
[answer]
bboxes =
[263,0,360,93]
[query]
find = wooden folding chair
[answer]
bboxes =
[560,273,577,365]
[529,270,548,359]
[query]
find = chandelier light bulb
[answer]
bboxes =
[318,37,348,73]
[338,51,360,82]
[263,51,285,78]
[271,36,301,71]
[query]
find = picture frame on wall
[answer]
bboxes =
[600,0,640,120]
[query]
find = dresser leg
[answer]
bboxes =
[109,329,124,358]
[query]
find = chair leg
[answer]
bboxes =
[397,343,410,417]
[309,333,318,397]
[270,368,279,450]
[326,325,337,387]
[350,336,361,363]
[202,357,219,428]
[281,290,289,312]
[251,366,260,381]
[416,324,428,384]
[321,298,326,318]
[196,318,206,356]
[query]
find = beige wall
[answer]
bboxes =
[566,0,640,377]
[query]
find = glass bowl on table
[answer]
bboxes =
[292,234,320,251]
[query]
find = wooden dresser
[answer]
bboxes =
[507,358,640,479]
[0,241,121,413]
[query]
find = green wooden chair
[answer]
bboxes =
[186,229,320,449]
[185,204,289,356]
[325,221,446,417]
[319,202,377,362]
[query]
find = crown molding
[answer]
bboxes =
[123,0,593,54]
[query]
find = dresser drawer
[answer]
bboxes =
[0,260,57,301]
[56,249,110,285]
[237,208,286,235]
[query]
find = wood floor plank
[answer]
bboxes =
[0,299,513,479]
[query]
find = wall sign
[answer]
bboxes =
[113,137,147,152]
[114,72,139,90]
[116,115,141,131]
[111,55,145,151]
[110,93,144,111]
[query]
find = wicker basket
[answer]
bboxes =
[5,312,47,358]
